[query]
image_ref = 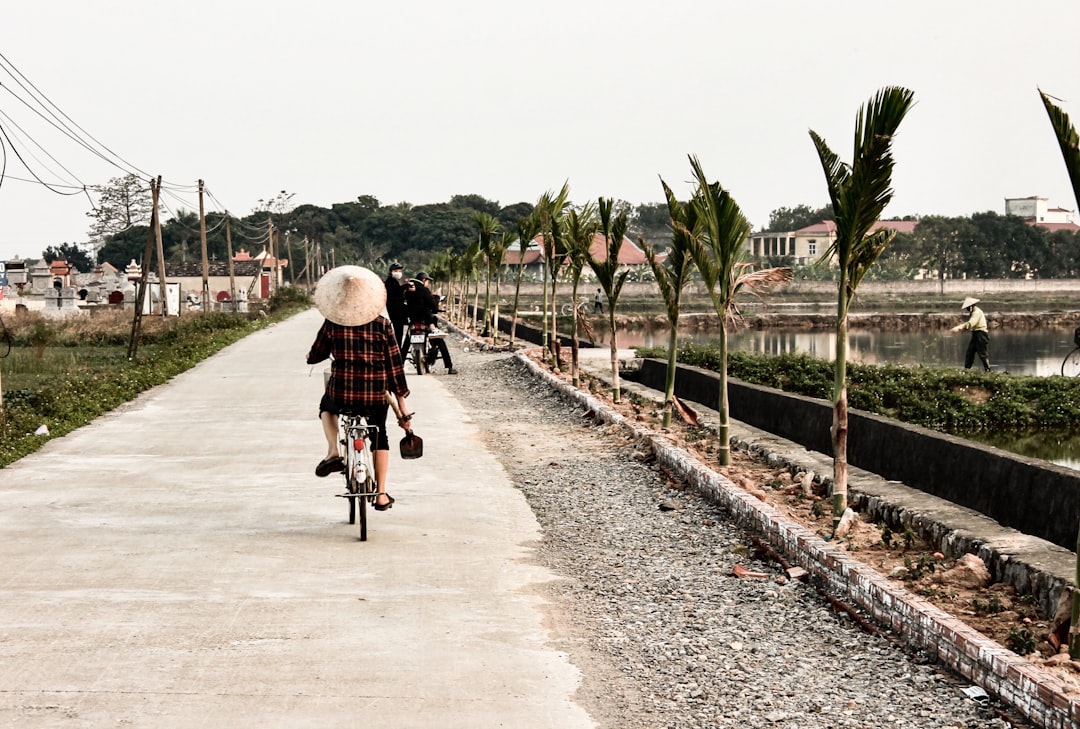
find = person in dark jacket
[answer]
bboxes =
[405,271,457,374]
[384,262,408,357]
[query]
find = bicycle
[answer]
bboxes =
[1062,327,1080,377]
[334,414,380,541]
[560,300,589,317]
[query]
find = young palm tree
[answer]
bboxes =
[686,155,793,466]
[510,213,542,347]
[460,239,481,328]
[472,211,500,336]
[1038,88,1080,659]
[810,85,915,530]
[589,198,631,403]
[644,178,700,429]
[564,203,599,387]
[536,184,571,367]
[488,232,510,343]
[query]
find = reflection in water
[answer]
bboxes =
[594,324,1080,469]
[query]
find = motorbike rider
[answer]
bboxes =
[404,271,457,374]
[384,262,409,360]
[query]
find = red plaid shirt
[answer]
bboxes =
[307,317,409,408]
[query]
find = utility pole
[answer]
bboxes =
[129,176,161,359]
[153,175,167,317]
[199,179,209,311]
[225,214,236,307]
[267,214,277,296]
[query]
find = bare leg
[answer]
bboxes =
[321,411,340,460]
[373,449,391,506]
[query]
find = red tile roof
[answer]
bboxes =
[1034,222,1080,233]
[510,234,651,265]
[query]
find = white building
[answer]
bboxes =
[1004,195,1075,224]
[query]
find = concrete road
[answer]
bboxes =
[0,309,594,728]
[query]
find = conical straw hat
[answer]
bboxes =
[313,265,386,326]
[960,297,980,309]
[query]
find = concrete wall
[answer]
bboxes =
[629,358,1080,550]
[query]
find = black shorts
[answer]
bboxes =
[319,397,390,451]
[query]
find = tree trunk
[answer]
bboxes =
[832,314,850,533]
[541,264,550,363]
[662,326,679,429]
[570,281,580,388]
[549,275,560,371]
[608,306,620,402]
[717,325,731,466]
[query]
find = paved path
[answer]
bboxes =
[0,309,593,728]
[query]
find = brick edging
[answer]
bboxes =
[514,352,1080,729]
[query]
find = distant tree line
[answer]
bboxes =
[754,208,1080,281]
[38,174,1080,282]
[51,178,671,280]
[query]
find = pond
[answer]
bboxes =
[589,324,1080,470]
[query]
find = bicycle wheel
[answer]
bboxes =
[1063,347,1080,377]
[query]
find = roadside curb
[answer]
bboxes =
[513,350,1079,729]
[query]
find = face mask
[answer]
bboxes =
[392,271,402,280]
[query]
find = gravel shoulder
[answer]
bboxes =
[439,343,1027,729]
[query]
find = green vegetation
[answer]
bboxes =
[0,287,311,467]
[637,343,1080,439]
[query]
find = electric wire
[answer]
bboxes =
[0,55,289,256]
[0,107,85,189]
[0,52,151,179]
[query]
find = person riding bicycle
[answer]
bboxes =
[405,271,457,374]
[308,265,412,511]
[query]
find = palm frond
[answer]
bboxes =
[726,264,795,326]
[1040,89,1080,209]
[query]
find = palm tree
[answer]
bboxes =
[536,184,571,367]
[589,198,630,402]
[686,155,793,466]
[564,203,599,387]
[488,232,510,343]
[510,213,542,347]
[1039,88,1080,659]
[644,177,700,429]
[810,85,915,531]
[459,239,481,327]
[472,211,500,336]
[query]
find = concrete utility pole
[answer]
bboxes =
[199,180,209,311]
[129,176,161,359]
[225,215,236,307]
[153,177,167,317]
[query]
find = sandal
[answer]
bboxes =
[315,456,345,478]
[374,493,395,511]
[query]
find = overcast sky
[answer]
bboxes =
[2,0,1079,261]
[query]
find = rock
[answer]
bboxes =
[938,554,991,589]
[658,499,682,511]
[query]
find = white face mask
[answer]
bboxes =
[392,271,402,280]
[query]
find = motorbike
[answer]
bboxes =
[406,322,430,375]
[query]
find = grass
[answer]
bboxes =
[0,286,311,467]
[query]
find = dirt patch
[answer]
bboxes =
[528,350,1080,697]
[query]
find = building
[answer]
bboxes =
[746,220,917,265]
[502,234,659,279]
[1004,195,1075,225]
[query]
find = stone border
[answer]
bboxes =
[514,351,1080,729]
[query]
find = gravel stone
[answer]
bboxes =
[440,343,1029,729]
